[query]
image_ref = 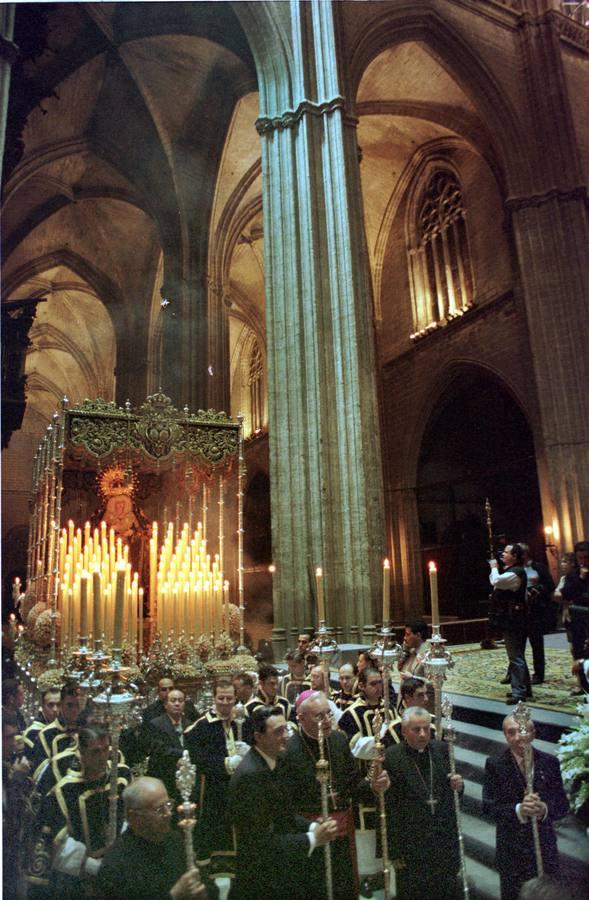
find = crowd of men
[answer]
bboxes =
[1,618,579,900]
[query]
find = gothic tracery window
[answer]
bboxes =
[248,339,263,433]
[409,170,474,339]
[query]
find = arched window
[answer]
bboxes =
[248,339,263,433]
[409,170,474,338]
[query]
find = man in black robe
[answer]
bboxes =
[278,691,388,899]
[23,688,61,754]
[28,724,131,899]
[244,664,292,720]
[229,705,338,899]
[27,682,82,778]
[383,706,464,900]
[97,776,210,900]
[482,713,569,900]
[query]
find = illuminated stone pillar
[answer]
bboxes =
[238,1,386,655]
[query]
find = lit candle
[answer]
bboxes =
[138,587,144,656]
[428,561,439,628]
[80,571,89,641]
[113,562,126,648]
[12,577,21,603]
[68,588,74,648]
[316,567,325,622]
[223,580,230,633]
[92,568,102,640]
[382,558,391,623]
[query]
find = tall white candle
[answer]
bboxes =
[316,567,325,622]
[428,561,439,628]
[382,558,391,623]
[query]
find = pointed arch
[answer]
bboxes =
[348,7,530,193]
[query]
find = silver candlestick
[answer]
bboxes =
[92,670,137,846]
[233,701,246,742]
[176,750,198,871]
[423,625,454,739]
[442,695,469,899]
[371,625,404,723]
[513,701,544,876]
[310,622,339,691]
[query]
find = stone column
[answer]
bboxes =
[244,1,386,655]
[388,486,424,622]
[159,268,208,411]
[507,10,589,548]
[0,4,16,181]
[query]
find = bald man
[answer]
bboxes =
[333,664,356,711]
[97,776,212,899]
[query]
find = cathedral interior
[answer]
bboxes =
[2,0,588,655]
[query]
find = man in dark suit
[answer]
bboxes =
[383,706,464,900]
[142,677,198,727]
[482,714,569,900]
[146,687,191,803]
[228,705,337,899]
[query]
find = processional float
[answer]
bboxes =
[14,391,256,845]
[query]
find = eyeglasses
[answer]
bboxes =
[131,800,174,817]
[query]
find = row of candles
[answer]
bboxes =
[53,519,233,655]
[312,557,439,626]
[151,522,230,639]
[58,521,143,653]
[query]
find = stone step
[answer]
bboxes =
[464,854,500,899]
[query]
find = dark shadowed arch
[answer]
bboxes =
[416,366,543,619]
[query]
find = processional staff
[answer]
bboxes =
[176,750,198,871]
[316,719,334,900]
[233,701,246,742]
[441,696,469,899]
[485,497,494,559]
[370,709,392,900]
[513,701,544,877]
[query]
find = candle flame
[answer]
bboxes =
[428,561,437,573]
[268,564,276,573]
[383,558,390,569]
[544,526,553,537]
[316,567,323,577]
